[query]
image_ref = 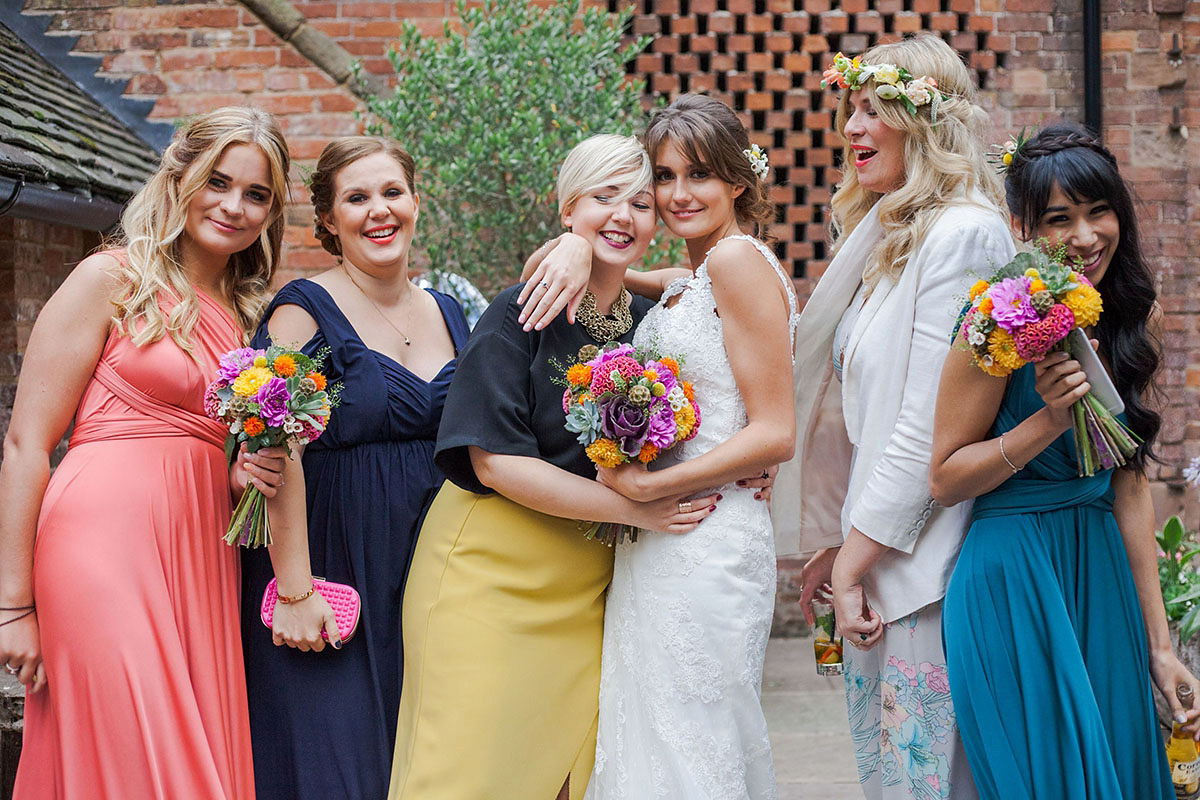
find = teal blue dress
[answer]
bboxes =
[942,366,1172,799]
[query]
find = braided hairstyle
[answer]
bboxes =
[1005,123,1161,471]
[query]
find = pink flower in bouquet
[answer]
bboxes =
[645,403,677,449]
[217,347,259,382]
[1013,303,1075,361]
[988,277,1039,332]
[590,355,643,397]
[256,377,292,427]
[203,381,223,418]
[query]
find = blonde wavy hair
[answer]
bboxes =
[108,106,290,353]
[830,34,1003,288]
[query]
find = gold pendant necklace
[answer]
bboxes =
[576,289,632,343]
[342,263,412,346]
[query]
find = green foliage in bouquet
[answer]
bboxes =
[361,0,681,297]
[1159,515,1200,643]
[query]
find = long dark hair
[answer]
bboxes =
[1005,123,1160,471]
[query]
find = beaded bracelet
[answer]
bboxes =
[999,433,1022,474]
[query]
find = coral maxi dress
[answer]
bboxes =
[15,273,255,799]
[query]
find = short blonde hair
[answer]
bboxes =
[556,134,651,221]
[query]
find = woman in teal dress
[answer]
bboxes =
[931,124,1199,798]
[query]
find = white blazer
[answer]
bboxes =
[773,195,1015,623]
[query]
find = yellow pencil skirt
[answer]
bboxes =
[389,483,615,800]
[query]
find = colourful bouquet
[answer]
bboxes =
[955,247,1138,476]
[560,342,701,467]
[555,342,702,543]
[205,345,337,547]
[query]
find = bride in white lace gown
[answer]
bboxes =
[584,95,798,800]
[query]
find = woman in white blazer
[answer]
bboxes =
[772,35,1013,799]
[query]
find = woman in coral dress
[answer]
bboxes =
[0,107,290,799]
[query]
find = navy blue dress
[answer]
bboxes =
[241,279,469,800]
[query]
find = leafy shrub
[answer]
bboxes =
[1159,515,1200,642]
[362,0,671,297]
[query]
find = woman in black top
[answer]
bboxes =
[389,135,720,800]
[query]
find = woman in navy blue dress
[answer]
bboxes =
[240,136,468,800]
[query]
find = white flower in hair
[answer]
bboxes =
[904,78,936,107]
[743,143,770,179]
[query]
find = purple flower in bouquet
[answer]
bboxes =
[593,343,635,367]
[645,402,677,448]
[256,377,292,427]
[217,347,259,382]
[645,360,677,394]
[600,395,651,457]
[989,277,1039,332]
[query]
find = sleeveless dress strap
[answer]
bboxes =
[700,234,800,357]
[71,360,228,449]
[260,280,347,349]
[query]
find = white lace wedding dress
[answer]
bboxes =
[585,236,798,800]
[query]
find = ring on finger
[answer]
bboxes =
[539,281,550,289]
[678,500,692,514]
[760,470,769,480]
[859,633,868,642]
[4,663,17,676]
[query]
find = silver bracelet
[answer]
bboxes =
[999,433,1021,474]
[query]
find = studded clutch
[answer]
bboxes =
[260,576,361,643]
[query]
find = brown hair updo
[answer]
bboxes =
[309,136,417,257]
[642,94,774,240]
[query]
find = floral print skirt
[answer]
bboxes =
[842,601,977,800]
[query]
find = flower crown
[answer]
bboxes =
[821,52,948,121]
[987,127,1033,174]
[743,144,769,179]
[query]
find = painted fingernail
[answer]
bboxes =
[716,494,723,501]
[709,505,717,511]
[1178,713,1188,724]
[333,640,342,650]
[755,492,763,500]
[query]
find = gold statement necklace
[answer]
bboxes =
[342,262,412,346]
[576,289,633,342]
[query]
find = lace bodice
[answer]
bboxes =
[634,234,798,464]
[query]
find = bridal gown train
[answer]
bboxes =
[586,235,798,800]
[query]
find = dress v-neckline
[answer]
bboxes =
[302,280,458,385]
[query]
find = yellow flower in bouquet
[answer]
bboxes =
[232,366,273,397]
[987,329,1025,373]
[586,438,624,468]
[1061,283,1102,328]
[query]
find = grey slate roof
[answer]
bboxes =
[0,20,160,203]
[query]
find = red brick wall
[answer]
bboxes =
[0,217,100,461]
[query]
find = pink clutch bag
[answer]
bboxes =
[260,577,361,643]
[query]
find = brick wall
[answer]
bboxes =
[0,217,99,458]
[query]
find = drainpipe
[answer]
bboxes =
[1083,0,1103,138]
[0,177,124,232]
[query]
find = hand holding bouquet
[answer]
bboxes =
[205,345,338,547]
[955,247,1138,476]
[555,342,701,542]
